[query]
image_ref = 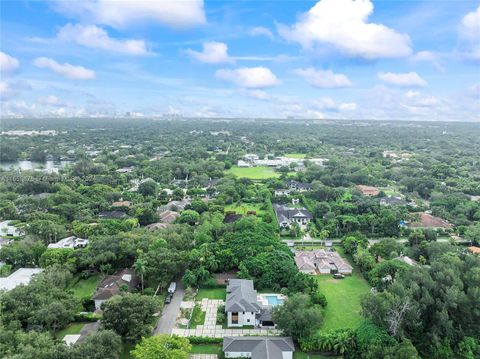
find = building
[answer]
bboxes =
[225,279,262,327]
[407,212,453,229]
[48,236,89,249]
[0,268,44,291]
[294,250,353,275]
[274,188,291,197]
[393,255,418,266]
[116,166,134,173]
[357,185,380,197]
[223,337,295,359]
[286,180,312,192]
[146,222,170,231]
[380,196,408,206]
[468,246,480,255]
[0,220,23,237]
[159,210,180,224]
[273,204,312,228]
[159,199,192,212]
[111,200,132,208]
[91,268,139,310]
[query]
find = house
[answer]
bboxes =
[291,198,300,205]
[468,246,480,255]
[48,236,89,249]
[159,210,180,224]
[294,250,353,275]
[111,200,132,208]
[116,166,134,173]
[0,220,23,237]
[237,160,252,168]
[98,211,128,220]
[225,279,262,327]
[357,185,380,197]
[286,180,312,192]
[91,268,139,310]
[63,335,81,346]
[407,212,453,229]
[274,188,291,197]
[0,268,44,291]
[393,255,418,266]
[223,337,295,359]
[380,196,408,206]
[146,222,170,231]
[273,204,312,228]
[159,199,192,212]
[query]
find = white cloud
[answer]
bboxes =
[33,57,96,80]
[459,6,480,60]
[38,95,61,106]
[57,23,149,55]
[278,0,411,59]
[215,67,279,88]
[53,0,206,29]
[0,52,19,73]
[0,81,12,98]
[186,42,233,64]
[378,72,427,87]
[249,27,274,40]
[294,67,352,88]
[313,97,357,111]
[404,91,439,107]
[240,89,269,100]
[412,51,444,71]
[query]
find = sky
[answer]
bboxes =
[0,0,479,121]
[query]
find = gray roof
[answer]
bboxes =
[273,204,313,222]
[225,279,262,312]
[223,337,295,359]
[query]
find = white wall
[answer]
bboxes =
[227,311,257,327]
[225,351,252,358]
[94,299,104,311]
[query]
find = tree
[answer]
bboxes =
[71,330,122,359]
[0,239,46,267]
[131,335,191,359]
[178,210,200,225]
[342,235,368,254]
[39,248,76,270]
[465,223,480,245]
[101,293,159,342]
[134,257,147,293]
[138,180,157,197]
[272,294,323,341]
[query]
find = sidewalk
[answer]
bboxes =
[172,298,281,338]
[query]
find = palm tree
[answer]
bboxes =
[134,257,147,293]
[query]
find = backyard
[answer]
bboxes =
[315,269,370,331]
[196,287,227,300]
[55,322,87,339]
[68,273,102,299]
[226,165,280,179]
[224,202,267,216]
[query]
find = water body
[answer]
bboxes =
[0,160,72,171]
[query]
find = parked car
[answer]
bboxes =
[168,282,177,294]
[164,293,173,304]
[333,273,345,279]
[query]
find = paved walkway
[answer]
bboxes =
[190,355,217,359]
[154,280,185,334]
[172,298,281,337]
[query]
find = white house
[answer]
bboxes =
[223,337,295,359]
[48,236,89,249]
[225,279,261,327]
[0,221,23,237]
[0,268,44,291]
[273,204,313,228]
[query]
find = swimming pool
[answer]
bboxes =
[265,295,284,306]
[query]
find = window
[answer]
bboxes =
[232,312,239,324]
[247,319,250,323]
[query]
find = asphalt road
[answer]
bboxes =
[154,280,185,334]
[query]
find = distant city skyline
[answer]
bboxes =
[0,0,479,121]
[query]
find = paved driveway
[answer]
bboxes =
[154,280,185,334]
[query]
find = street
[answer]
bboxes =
[154,280,184,334]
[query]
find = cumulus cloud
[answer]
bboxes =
[249,26,274,40]
[0,52,19,73]
[239,89,269,100]
[53,0,206,29]
[378,72,427,87]
[38,95,62,106]
[33,57,96,80]
[313,97,357,111]
[215,67,279,88]
[57,23,149,55]
[294,67,352,88]
[278,0,412,59]
[186,42,233,64]
[412,51,444,72]
[459,5,480,60]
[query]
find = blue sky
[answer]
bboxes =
[0,0,479,121]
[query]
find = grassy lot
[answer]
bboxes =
[226,165,280,179]
[191,344,221,354]
[285,153,307,159]
[196,287,227,300]
[224,202,266,216]
[315,267,370,331]
[56,322,87,339]
[189,304,206,329]
[294,352,341,359]
[68,274,102,299]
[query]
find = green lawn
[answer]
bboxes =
[224,202,266,216]
[68,274,102,299]
[315,269,370,331]
[285,153,307,159]
[226,165,280,179]
[190,344,221,354]
[196,287,227,300]
[56,322,87,339]
[189,304,206,329]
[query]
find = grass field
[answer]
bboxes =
[315,269,370,331]
[285,153,307,159]
[191,344,221,354]
[68,274,102,299]
[226,165,280,179]
[189,304,206,328]
[56,322,87,339]
[196,287,227,300]
[294,352,341,359]
[224,202,266,216]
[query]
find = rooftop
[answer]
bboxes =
[0,268,44,291]
[223,337,295,359]
[225,279,262,313]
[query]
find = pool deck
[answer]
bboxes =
[257,293,286,307]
